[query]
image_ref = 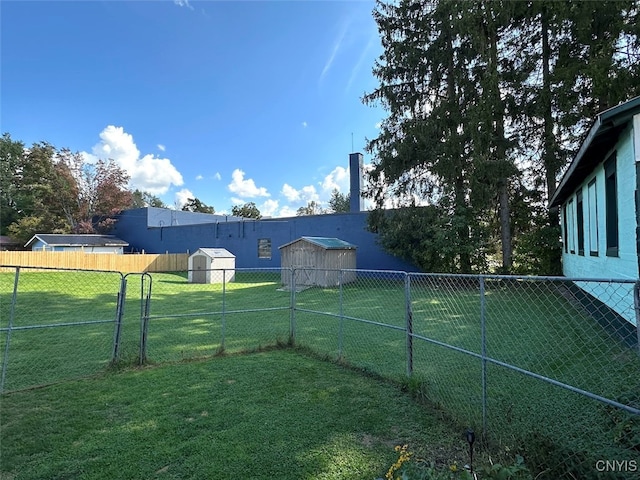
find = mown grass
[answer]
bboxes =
[1,269,638,478]
[0,349,467,480]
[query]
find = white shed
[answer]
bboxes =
[279,237,357,288]
[188,248,236,284]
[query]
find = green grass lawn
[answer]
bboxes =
[1,269,638,478]
[0,349,468,480]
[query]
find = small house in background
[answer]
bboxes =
[188,248,236,284]
[25,234,129,253]
[0,236,21,251]
[279,236,357,288]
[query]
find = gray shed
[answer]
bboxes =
[279,237,356,288]
[188,248,236,284]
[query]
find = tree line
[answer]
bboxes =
[0,135,259,244]
[364,0,640,275]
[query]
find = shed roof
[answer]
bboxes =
[191,248,235,258]
[549,95,640,208]
[25,234,129,248]
[279,236,357,250]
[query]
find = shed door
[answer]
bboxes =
[193,255,208,283]
[292,245,315,286]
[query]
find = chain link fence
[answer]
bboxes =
[1,265,638,478]
[140,269,290,363]
[0,267,126,391]
[406,274,639,479]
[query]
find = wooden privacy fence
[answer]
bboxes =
[0,251,189,272]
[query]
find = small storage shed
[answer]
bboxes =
[279,236,357,288]
[188,248,236,284]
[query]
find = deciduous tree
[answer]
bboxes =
[296,201,325,216]
[181,197,215,214]
[231,202,262,219]
[1,135,134,242]
[131,190,166,208]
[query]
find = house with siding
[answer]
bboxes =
[549,96,640,327]
[25,234,129,254]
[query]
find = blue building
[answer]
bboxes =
[111,153,419,272]
[111,208,417,271]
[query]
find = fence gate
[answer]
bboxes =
[0,267,153,393]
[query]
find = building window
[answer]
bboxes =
[258,238,271,259]
[604,154,618,257]
[567,198,575,254]
[576,189,584,256]
[562,204,568,253]
[587,178,598,256]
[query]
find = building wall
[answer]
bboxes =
[112,208,419,272]
[146,207,243,227]
[562,122,638,280]
[561,119,638,324]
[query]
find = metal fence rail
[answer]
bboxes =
[1,265,638,478]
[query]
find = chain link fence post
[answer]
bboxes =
[405,273,413,377]
[1,266,20,393]
[479,275,488,438]
[139,273,152,365]
[634,280,640,356]
[111,274,127,364]
[220,269,227,351]
[289,267,296,344]
[338,269,345,359]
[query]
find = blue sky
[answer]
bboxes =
[1,0,384,216]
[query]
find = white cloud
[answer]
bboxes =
[174,0,193,10]
[346,34,376,92]
[281,183,300,202]
[214,172,222,181]
[174,188,194,209]
[281,183,319,205]
[228,169,270,198]
[320,20,349,82]
[278,205,298,218]
[260,199,279,217]
[157,144,166,152]
[195,174,203,181]
[321,166,349,194]
[300,185,319,202]
[302,121,308,128]
[85,125,183,196]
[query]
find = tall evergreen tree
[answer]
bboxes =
[365,0,520,272]
[365,0,482,273]
[365,0,640,274]
[509,0,640,272]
